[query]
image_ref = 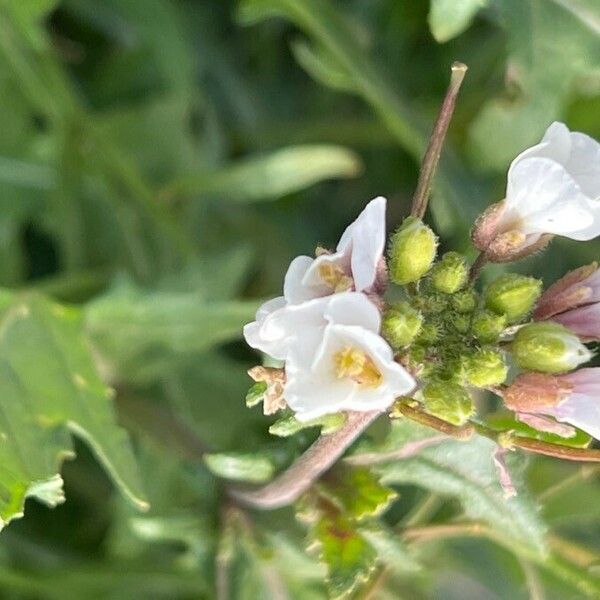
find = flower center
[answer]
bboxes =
[333,347,383,388]
[318,262,353,292]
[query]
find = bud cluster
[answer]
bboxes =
[386,227,595,430]
[244,121,600,449]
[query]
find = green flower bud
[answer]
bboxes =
[422,381,474,426]
[430,252,468,294]
[484,274,542,323]
[512,322,592,374]
[450,313,471,334]
[451,289,478,314]
[471,309,507,344]
[416,322,440,345]
[408,344,427,365]
[464,348,508,388]
[382,302,423,348]
[389,217,437,285]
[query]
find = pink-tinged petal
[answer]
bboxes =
[505,158,595,238]
[516,413,576,438]
[336,197,387,291]
[534,263,598,320]
[492,447,517,499]
[561,368,600,396]
[543,393,600,441]
[552,304,600,340]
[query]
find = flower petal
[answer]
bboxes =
[564,131,600,199]
[545,393,600,441]
[505,157,596,238]
[324,292,381,332]
[283,255,320,303]
[337,196,387,291]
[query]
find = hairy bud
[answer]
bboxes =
[464,348,508,388]
[484,274,542,323]
[451,289,478,313]
[512,322,592,374]
[388,217,437,285]
[382,302,423,348]
[471,309,507,344]
[422,381,474,425]
[430,252,468,294]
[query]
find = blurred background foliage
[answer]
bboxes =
[0,0,597,598]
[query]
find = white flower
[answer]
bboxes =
[244,197,387,360]
[283,293,415,421]
[243,292,381,362]
[500,122,600,243]
[284,196,387,303]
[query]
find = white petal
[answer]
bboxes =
[283,256,318,303]
[505,157,596,238]
[255,296,286,321]
[324,292,381,332]
[510,122,571,169]
[336,197,387,291]
[285,323,414,421]
[301,249,351,292]
[545,394,600,441]
[563,131,600,199]
[244,296,329,361]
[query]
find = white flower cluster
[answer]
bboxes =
[244,197,416,421]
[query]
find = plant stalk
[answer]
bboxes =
[411,62,468,219]
[230,410,382,509]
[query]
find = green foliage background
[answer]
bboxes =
[0,0,597,598]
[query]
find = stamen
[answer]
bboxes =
[334,347,383,388]
[318,262,353,292]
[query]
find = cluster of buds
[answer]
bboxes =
[243,121,600,449]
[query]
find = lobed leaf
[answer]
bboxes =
[367,419,548,554]
[0,292,146,528]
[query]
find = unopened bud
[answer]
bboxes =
[450,313,471,334]
[472,201,552,262]
[512,322,592,374]
[484,274,542,323]
[430,252,468,294]
[416,322,440,345]
[382,302,423,348]
[389,217,437,285]
[471,309,507,344]
[464,348,508,388]
[451,289,478,313]
[422,381,474,426]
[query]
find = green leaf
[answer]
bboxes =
[237,0,485,232]
[204,452,275,483]
[428,0,488,43]
[468,0,600,170]
[320,465,398,521]
[163,145,362,203]
[373,420,547,554]
[246,382,268,408]
[84,278,261,383]
[359,524,421,573]
[0,292,147,528]
[312,509,377,598]
[269,412,347,437]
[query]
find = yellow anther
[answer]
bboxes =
[334,347,383,388]
[318,262,353,292]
